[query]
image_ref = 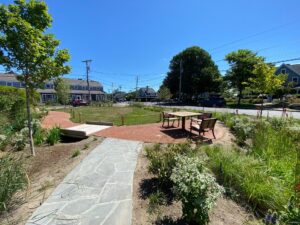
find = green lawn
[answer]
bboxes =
[58,106,162,126]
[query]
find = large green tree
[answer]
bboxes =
[224,49,263,106]
[54,78,70,106]
[163,46,221,100]
[0,0,70,156]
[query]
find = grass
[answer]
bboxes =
[204,117,299,214]
[205,146,292,212]
[59,106,162,126]
[71,148,81,158]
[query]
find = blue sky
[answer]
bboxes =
[1,0,300,92]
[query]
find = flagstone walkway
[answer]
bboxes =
[26,138,143,225]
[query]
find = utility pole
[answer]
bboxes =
[135,76,139,101]
[82,59,92,102]
[111,82,114,101]
[179,59,183,101]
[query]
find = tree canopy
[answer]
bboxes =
[224,49,263,105]
[162,46,221,100]
[157,85,171,100]
[0,0,71,155]
[54,78,70,105]
[247,62,287,97]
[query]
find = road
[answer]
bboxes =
[142,102,300,119]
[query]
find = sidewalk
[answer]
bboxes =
[26,138,142,225]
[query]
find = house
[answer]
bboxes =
[137,86,157,101]
[0,72,106,103]
[275,63,300,93]
[113,91,126,102]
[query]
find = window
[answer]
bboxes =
[13,82,20,87]
[281,68,286,74]
[292,77,299,84]
[0,81,6,86]
[6,82,12,86]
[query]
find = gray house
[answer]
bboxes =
[0,72,106,103]
[138,86,157,101]
[275,64,300,93]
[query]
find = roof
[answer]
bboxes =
[0,73,103,87]
[139,87,156,93]
[285,64,300,75]
[277,64,300,75]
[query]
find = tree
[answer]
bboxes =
[157,85,171,100]
[163,46,221,101]
[246,62,287,115]
[54,78,70,106]
[0,0,71,156]
[224,49,263,106]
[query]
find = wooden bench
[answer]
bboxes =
[190,118,217,139]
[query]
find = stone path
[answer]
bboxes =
[26,138,143,225]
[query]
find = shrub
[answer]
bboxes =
[171,156,224,224]
[231,117,255,146]
[148,190,165,215]
[145,143,195,184]
[11,132,27,151]
[72,148,81,158]
[46,127,61,146]
[280,196,300,224]
[0,154,27,212]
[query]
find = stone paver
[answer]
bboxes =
[26,138,142,225]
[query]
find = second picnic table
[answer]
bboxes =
[167,111,201,130]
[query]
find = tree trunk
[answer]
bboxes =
[260,96,264,118]
[25,85,35,156]
[237,90,242,107]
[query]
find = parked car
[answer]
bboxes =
[199,97,226,107]
[72,99,89,107]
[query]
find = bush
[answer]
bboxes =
[11,132,27,151]
[145,143,195,184]
[231,117,255,146]
[0,154,27,212]
[46,127,61,146]
[280,196,300,224]
[171,156,224,224]
[148,190,165,215]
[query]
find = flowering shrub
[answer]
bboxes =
[230,117,255,146]
[11,132,26,151]
[146,143,195,184]
[171,156,224,224]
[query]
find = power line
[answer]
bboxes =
[209,20,299,52]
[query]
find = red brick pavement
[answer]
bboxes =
[42,111,78,129]
[94,120,224,144]
[42,111,224,143]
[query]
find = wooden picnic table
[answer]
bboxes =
[168,111,201,130]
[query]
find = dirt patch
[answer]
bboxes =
[0,136,103,225]
[132,146,260,225]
